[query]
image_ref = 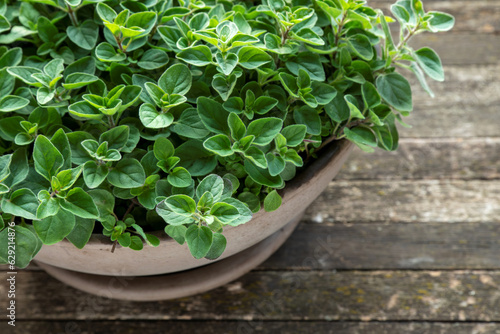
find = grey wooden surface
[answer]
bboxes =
[2,0,499,333]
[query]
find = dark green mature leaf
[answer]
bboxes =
[66,217,95,249]
[60,187,99,219]
[185,225,213,259]
[167,167,192,188]
[197,97,230,135]
[108,158,146,188]
[4,148,29,188]
[205,233,227,260]
[158,63,192,95]
[138,49,169,70]
[237,46,273,69]
[1,189,38,220]
[67,20,99,50]
[281,124,307,147]
[33,135,64,181]
[177,45,213,66]
[34,209,76,245]
[246,117,283,145]
[376,73,413,112]
[244,160,283,188]
[285,53,325,81]
[164,224,187,244]
[0,225,39,269]
[100,125,130,150]
[293,106,321,135]
[203,134,233,156]
[0,95,30,112]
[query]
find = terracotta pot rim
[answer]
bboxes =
[55,139,352,247]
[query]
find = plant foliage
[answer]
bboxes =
[0,0,453,265]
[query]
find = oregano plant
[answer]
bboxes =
[0,0,453,266]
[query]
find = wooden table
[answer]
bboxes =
[2,1,500,333]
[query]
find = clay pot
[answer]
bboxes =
[34,140,353,301]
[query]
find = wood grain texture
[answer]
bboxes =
[1,321,499,334]
[373,0,500,34]
[261,222,500,270]
[4,270,500,322]
[409,33,500,65]
[339,138,500,180]
[305,180,500,224]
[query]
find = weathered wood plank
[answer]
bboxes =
[5,270,500,321]
[1,321,500,334]
[364,64,500,138]
[373,0,500,34]
[411,65,500,108]
[305,180,500,224]
[261,222,500,270]
[338,138,500,180]
[401,104,499,138]
[408,33,500,65]
[5,221,500,273]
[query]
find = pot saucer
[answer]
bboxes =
[35,212,302,301]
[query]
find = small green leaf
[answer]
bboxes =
[427,11,455,32]
[139,103,174,128]
[216,52,238,76]
[244,160,283,188]
[100,125,130,150]
[266,153,286,176]
[293,106,321,135]
[281,124,307,147]
[83,161,108,188]
[0,225,39,268]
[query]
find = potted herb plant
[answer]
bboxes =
[0,0,453,300]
